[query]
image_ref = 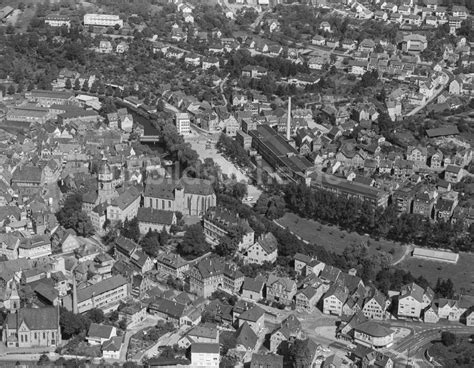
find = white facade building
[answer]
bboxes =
[84,14,123,28]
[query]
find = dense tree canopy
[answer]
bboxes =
[177,224,210,259]
[56,194,94,237]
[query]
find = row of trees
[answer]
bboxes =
[216,133,252,168]
[283,183,472,251]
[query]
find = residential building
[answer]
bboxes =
[188,257,244,298]
[444,165,462,183]
[87,323,117,346]
[18,235,52,259]
[437,299,468,322]
[423,304,439,323]
[323,285,349,316]
[250,354,284,368]
[398,283,433,318]
[178,325,219,349]
[190,343,220,368]
[118,302,147,327]
[203,207,254,248]
[406,146,427,168]
[102,336,123,359]
[241,65,268,79]
[175,112,191,135]
[144,177,216,217]
[148,297,185,327]
[296,286,323,312]
[237,305,265,333]
[362,290,388,320]
[266,274,297,306]
[156,253,189,279]
[3,307,61,348]
[241,275,266,301]
[0,234,20,260]
[465,309,474,327]
[242,232,278,265]
[269,315,303,352]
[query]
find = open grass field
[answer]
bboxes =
[275,212,407,263]
[398,252,474,295]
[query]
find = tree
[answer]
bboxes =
[435,278,455,299]
[231,182,248,200]
[65,78,72,89]
[118,319,127,330]
[56,194,94,237]
[109,310,119,322]
[37,354,50,366]
[7,84,16,95]
[121,217,140,243]
[73,78,81,90]
[441,331,456,346]
[59,307,91,339]
[82,80,89,92]
[176,224,209,259]
[86,308,105,324]
[140,230,161,257]
[100,97,116,116]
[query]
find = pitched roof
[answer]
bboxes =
[426,126,459,138]
[251,353,284,368]
[77,275,127,303]
[7,307,58,331]
[354,321,393,337]
[150,297,186,319]
[400,282,425,303]
[144,177,214,199]
[294,252,313,265]
[137,207,176,225]
[110,186,141,210]
[187,324,218,340]
[267,274,295,292]
[191,342,220,354]
[242,275,266,293]
[236,322,258,349]
[238,305,265,322]
[12,166,42,183]
[255,232,278,254]
[102,336,123,352]
[88,323,115,339]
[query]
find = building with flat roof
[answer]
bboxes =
[175,112,191,135]
[45,15,71,28]
[412,247,459,263]
[83,14,123,28]
[311,173,389,208]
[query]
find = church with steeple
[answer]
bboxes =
[82,156,142,232]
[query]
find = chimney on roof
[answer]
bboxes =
[286,97,291,141]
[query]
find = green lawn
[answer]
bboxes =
[275,212,407,263]
[399,252,474,295]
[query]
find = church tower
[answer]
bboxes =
[8,280,20,312]
[97,156,116,203]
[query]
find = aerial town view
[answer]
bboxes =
[0,0,472,367]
